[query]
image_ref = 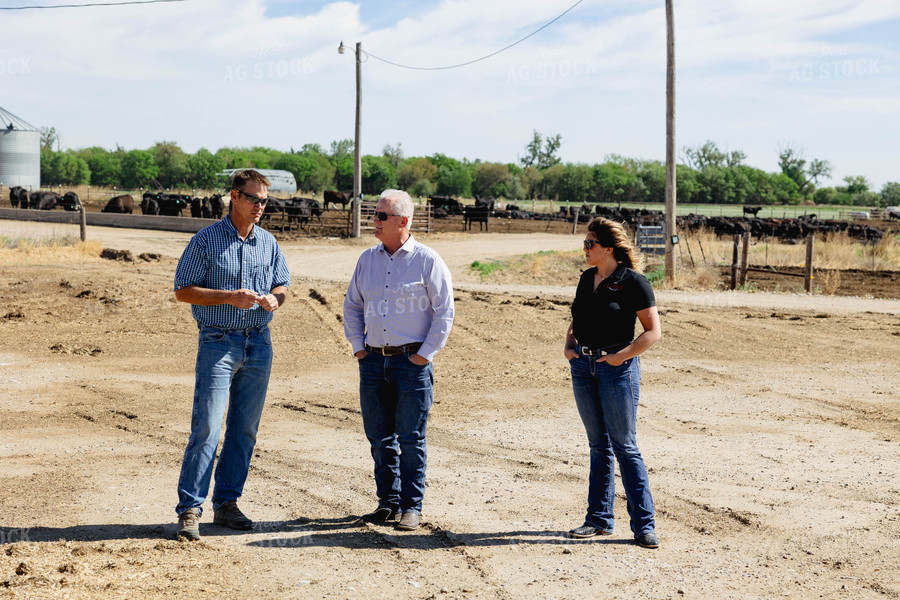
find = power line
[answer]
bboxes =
[0,0,183,9]
[363,0,587,71]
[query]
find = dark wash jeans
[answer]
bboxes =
[358,351,434,514]
[569,350,656,537]
[176,325,272,517]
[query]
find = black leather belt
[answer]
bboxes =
[579,342,628,356]
[365,342,423,356]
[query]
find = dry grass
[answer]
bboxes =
[0,236,103,266]
[679,229,900,272]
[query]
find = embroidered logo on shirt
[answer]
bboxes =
[606,282,623,292]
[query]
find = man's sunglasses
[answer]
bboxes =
[373,211,402,221]
[583,239,603,250]
[234,189,269,204]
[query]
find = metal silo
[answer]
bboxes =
[0,106,41,189]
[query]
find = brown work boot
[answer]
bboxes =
[396,512,420,531]
[213,501,253,530]
[177,508,200,541]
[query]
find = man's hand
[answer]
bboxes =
[408,353,430,366]
[229,289,262,309]
[355,349,368,359]
[257,293,281,312]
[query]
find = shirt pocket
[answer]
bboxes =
[250,264,274,293]
[393,281,428,315]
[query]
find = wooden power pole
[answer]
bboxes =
[664,0,677,285]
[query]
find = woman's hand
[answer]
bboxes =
[564,347,578,361]
[597,352,625,366]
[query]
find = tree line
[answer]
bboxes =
[37,128,899,207]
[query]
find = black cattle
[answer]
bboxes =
[141,192,160,215]
[190,197,202,218]
[474,196,495,212]
[463,205,489,232]
[428,195,463,216]
[157,194,189,216]
[102,194,133,214]
[284,197,323,230]
[743,206,762,217]
[886,207,900,221]
[323,190,352,210]
[30,191,63,210]
[260,198,285,221]
[208,194,224,219]
[9,185,27,208]
[60,191,82,211]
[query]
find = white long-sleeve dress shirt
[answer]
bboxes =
[343,235,454,362]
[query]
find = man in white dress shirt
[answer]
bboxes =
[343,189,454,531]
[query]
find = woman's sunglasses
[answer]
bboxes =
[583,239,603,250]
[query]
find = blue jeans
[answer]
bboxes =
[569,350,656,537]
[176,325,273,516]
[358,352,434,514]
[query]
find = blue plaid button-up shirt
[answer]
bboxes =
[174,216,291,328]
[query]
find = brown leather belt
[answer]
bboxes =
[365,342,423,356]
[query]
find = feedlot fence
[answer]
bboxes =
[359,201,432,233]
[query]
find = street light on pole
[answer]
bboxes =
[338,40,362,238]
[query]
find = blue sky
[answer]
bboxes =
[2,0,899,190]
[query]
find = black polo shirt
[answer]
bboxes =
[571,264,656,351]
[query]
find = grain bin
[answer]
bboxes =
[0,106,40,189]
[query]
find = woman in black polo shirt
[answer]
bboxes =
[563,217,662,549]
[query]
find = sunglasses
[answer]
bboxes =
[234,189,269,205]
[373,211,402,221]
[583,239,603,250]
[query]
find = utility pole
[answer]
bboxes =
[339,40,363,238]
[352,41,362,238]
[664,0,677,285]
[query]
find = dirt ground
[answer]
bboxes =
[1,223,899,600]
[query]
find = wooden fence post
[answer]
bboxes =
[79,205,87,242]
[739,231,750,286]
[804,234,814,292]
[730,234,739,290]
[572,208,580,234]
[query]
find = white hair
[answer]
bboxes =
[380,189,414,220]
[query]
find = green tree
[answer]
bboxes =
[520,130,562,170]
[382,143,404,168]
[473,162,511,198]
[682,141,745,169]
[842,175,869,195]
[330,139,354,191]
[186,148,226,189]
[40,126,59,152]
[121,150,159,189]
[637,161,666,204]
[40,150,90,186]
[430,154,472,197]
[78,146,121,187]
[152,141,189,188]
[880,181,900,206]
[275,151,335,194]
[361,155,397,194]
[397,157,438,193]
[557,163,595,203]
[778,145,831,198]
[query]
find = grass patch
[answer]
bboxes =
[470,259,507,277]
[643,265,665,287]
